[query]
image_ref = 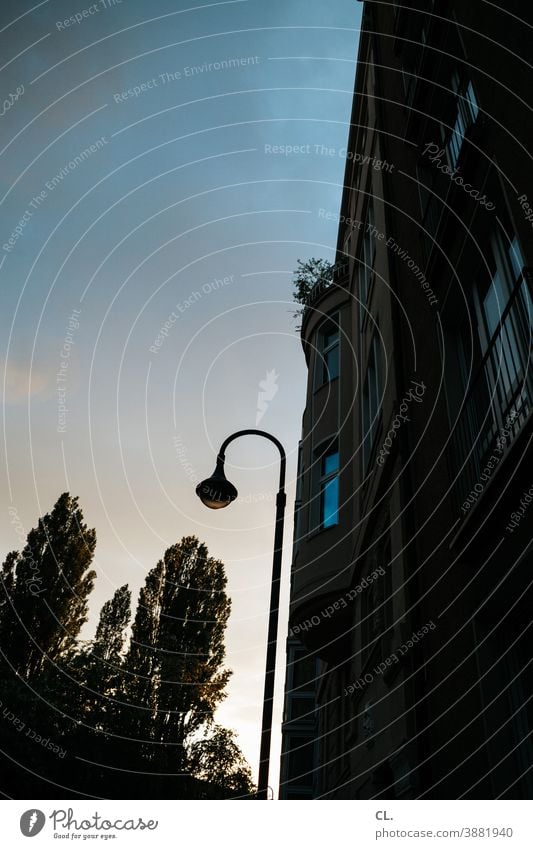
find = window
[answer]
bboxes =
[359,105,368,159]
[401,38,425,107]
[348,104,368,195]
[289,696,314,721]
[402,58,416,105]
[318,444,340,529]
[359,525,393,669]
[474,233,530,421]
[445,72,479,169]
[416,159,443,252]
[315,314,340,386]
[287,735,315,786]
[417,161,436,225]
[292,443,304,554]
[450,230,531,507]
[367,47,376,94]
[362,333,383,469]
[358,198,377,324]
[292,648,316,692]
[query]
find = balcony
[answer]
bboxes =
[449,268,533,512]
[300,264,350,329]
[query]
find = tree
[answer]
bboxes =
[155,538,231,760]
[0,551,17,647]
[0,495,97,797]
[118,536,254,796]
[2,493,96,679]
[188,725,255,798]
[121,539,231,768]
[79,584,132,730]
[122,563,164,743]
[0,504,254,799]
[53,584,133,795]
[92,584,132,665]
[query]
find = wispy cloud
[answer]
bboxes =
[1,358,51,404]
[256,369,279,425]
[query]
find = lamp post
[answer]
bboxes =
[196,429,286,800]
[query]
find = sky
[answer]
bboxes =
[0,0,361,796]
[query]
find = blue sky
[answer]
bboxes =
[1,0,361,795]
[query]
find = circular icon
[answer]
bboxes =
[20,810,46,837]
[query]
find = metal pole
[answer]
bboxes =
[256,486,286,799]
[215,429,286,799]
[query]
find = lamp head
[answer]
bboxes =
[196,457,238,509]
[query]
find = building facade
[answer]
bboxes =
[280,0,532,799]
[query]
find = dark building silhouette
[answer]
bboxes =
[280,0,532,799]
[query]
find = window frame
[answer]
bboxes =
[445,72,479,169]
[471,231,529,427]
[358,196,377,329]
[318,444,340,530]
[314,313,340,389]
[361,331,383,471]
[447,228,531,510]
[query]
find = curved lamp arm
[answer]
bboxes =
[218,429,286,494]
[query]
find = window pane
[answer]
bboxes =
[289,696,314,720]
[362,335,382,470]
[287,737,314,783]
[359,262,369,307]
[321,477,339,528]
[362,387,370,436]
[449,127,462,168]
[316,316,340,386]
[293,651,316,690]
[369,365,378,422]
[447,77,478,167]
[456,108,467,140]
[508,236,524,282]
[465,81,479,123]
[483,271,506,341]
[322,450,339,476]
[323,325,339,348]
[359,201,375,311]
[324,345,339,380]
[451,70,461,95]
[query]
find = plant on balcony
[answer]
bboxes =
[292,257,335,309]
[292,257,350,327]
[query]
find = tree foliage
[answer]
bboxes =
[188,725,255,797]
[3,493,96,678]
[291,257,348,325]
[292,257,336,307]
[0,496,254,799]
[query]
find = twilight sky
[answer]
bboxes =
[0,0,361,794]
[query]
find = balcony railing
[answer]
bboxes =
[450,268,532,511]
[300,264,350,327]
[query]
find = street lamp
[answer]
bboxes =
[196,429,286,800]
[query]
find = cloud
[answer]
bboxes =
[1,358,51,404]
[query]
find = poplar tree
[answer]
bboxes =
[0,551,17,647]
[2,493,96,679]
[154,537,231,770]
[122,564,164,742]
[81,584,132,730]
[120,537,238,784]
